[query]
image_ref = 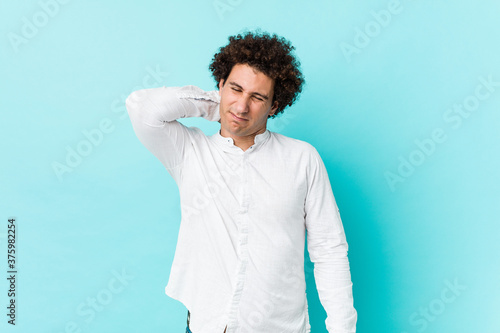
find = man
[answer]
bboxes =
[126,31,357,333]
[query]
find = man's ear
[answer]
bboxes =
[218,79,225,96]
[270,101,279,116]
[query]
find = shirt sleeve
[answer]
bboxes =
[125,85,220,180]
[304,148,357,333]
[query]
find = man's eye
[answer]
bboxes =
[231,87,241,92]
[253,96,264,101]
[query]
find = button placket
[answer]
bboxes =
[225,153,251,330]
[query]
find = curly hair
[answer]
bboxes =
[209,30,305,118]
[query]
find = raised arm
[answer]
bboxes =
[126,85,220,175]
[304,148,357,333]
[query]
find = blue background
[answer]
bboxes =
[1,0,499,332]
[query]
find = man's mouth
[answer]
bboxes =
[230,112,248,121]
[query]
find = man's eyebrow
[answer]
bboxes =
[228,81,269,100]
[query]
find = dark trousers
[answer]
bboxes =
[186,310,192,333]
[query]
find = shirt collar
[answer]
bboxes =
[211,129,271,153]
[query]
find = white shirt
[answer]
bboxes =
[126,85,357,333]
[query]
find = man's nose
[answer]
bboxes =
[234,95,250,114]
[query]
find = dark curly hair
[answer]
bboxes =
[209,30,305,118]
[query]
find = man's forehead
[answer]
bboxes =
[226,63,275,92]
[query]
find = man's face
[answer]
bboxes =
[218,63,279,139]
